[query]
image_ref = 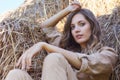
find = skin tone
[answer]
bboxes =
[71,13,91,48]
[40,1,81,28]
[16,1,91,71]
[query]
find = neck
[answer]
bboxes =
[80,44,88,53]
[80,43,87,49]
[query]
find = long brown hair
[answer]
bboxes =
[59,9,102,53]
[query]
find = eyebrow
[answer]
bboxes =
[71,20,84,25]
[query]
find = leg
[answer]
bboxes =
[5,69,33,80]
[41,53,78,80]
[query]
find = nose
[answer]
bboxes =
[74,26,81,33]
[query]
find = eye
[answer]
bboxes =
[78,22,85,26]
[71,25,75,30]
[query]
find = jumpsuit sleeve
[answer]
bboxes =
[77,47,118,75]
[42,27,62,46]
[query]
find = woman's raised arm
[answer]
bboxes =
[40,1,81,28]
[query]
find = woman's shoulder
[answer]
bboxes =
[99,46,114,50]
[97,46,118,55]
[42,27,62,46]
[100,46,115,50]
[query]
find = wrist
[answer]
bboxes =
[37,42,46,49]
[64,7,71,14]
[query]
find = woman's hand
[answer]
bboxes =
[66,0,81,12]
[16,42,45,70]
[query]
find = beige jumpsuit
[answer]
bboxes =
[5,46,118,80]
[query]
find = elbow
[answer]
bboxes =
[84,60,113,75]
[91,63,113,75]
[37,42,46,49]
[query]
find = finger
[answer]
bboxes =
[72,2,81,9]
[26,56,32,70]
[21,56,26,70]
[73,3,81,9]
[16,56,22,67]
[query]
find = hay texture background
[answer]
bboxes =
[0,0,120,80]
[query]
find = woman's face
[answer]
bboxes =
[71,13,91,48]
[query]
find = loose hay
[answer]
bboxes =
[98,6,120,80]
[0,0,120,80]
[0,0,68,80]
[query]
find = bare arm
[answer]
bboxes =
[40,8,70,28]
[40,1,81,28]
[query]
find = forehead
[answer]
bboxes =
[71,13,86,24]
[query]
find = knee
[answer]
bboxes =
[44,53,65,65]
[8,69,22,75]
[7,69,28,76]
[5,69,24,80]
[5,69,32,80]
[45,53,64,60]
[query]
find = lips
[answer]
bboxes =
[76,34,83,39]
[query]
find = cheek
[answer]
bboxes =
[85,27,92,39]
[82,24,91,38]
[86,32,91,40]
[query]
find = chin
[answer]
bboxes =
[76,40,87,45]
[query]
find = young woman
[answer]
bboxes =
[5,1,118,80]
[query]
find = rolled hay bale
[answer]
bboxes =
[80,0,120,16]
[0,21,47,80]
[0,0,120,80]
[98,6,120,80]
[0,0,68,80]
